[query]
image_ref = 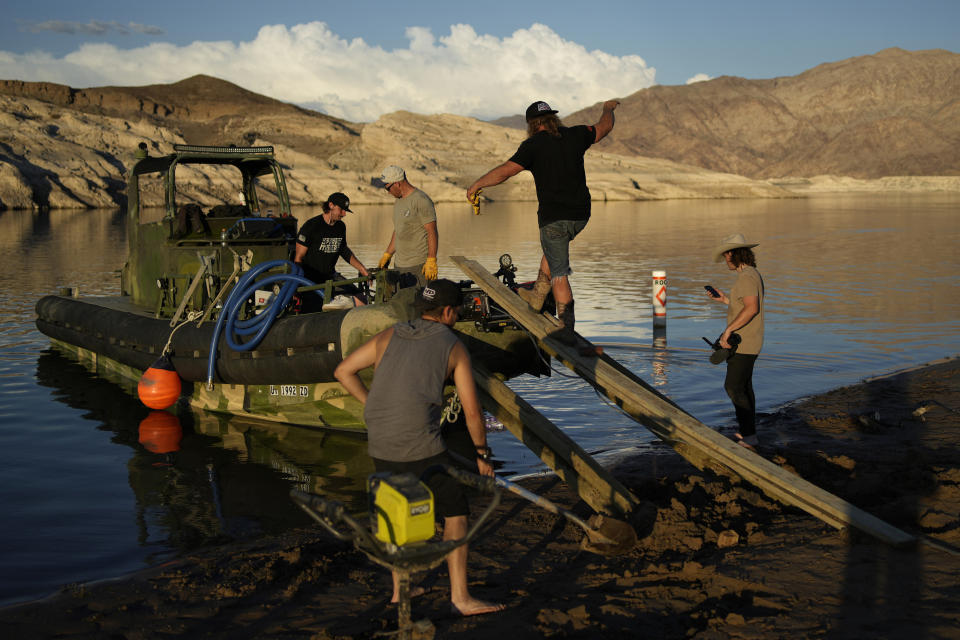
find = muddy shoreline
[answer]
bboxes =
[3,358,959,638]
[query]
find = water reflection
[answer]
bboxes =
[35,352,306,546]
[138,411,182,457]
[0,208,127,307]
[186,409,373,507]
[25,349,373,592]
[651,327,668,387]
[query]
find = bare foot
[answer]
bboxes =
[450,599,506,617]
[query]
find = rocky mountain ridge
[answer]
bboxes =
[0,75,360,159]
[560,48,960,179]
[0,95,798,210]
[1,47,958,210]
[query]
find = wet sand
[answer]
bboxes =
[3,357,959,639]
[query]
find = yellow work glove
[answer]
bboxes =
[422,257,438,280]
[378,252,393,269]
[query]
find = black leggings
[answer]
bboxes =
[724,353,758,437]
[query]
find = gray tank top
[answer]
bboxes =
[364,318,460,462]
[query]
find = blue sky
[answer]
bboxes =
[1,0,957,122]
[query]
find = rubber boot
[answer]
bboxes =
[518,270,551,312]
[553,300,577,345]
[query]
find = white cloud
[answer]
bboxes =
[686,73,712,84]
[0,22,655,122]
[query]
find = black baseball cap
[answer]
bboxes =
[525,100,558,121]
[415,279,462,311]
[327,192,352,212]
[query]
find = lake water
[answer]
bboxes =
[1,194,958,606]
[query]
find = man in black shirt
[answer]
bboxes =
[467,99,619,342]
[295,192,370,309]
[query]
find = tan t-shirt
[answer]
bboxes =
[392,189,437,268]
[727,265,764,355]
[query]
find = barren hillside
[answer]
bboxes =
[559,48,960,179]
[0,75,361,160]
[0,90,793,210]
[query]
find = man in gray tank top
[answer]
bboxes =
[335,279,505,617]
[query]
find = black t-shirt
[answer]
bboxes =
[296,215,353,283]
[508,125,596,226]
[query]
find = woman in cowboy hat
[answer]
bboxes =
[707,233,765,449]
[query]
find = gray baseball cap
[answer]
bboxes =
[372,165,406,189]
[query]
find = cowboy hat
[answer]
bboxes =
[712,233,759,262]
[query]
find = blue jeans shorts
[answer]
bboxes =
[539,219,588,278]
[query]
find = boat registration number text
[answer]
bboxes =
[270,385,309,397]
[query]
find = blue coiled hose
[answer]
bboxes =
[206,259,321,388]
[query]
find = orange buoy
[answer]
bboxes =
[138,411,183,454]
[138,355,182,410]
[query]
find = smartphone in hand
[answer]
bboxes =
[704,285,720,298]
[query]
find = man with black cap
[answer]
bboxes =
[466,99,619,344]
[334,279,504,617]
[294,192,370,309]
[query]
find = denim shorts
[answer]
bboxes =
[539,219,588,278]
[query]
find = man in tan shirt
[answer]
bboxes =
[374,165,439,289]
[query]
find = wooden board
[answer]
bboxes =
[472,363,640,518]
[452,255,915,546]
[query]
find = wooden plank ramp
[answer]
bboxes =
[452,255,915,547]
[472,363,640,518]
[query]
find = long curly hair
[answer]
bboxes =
[527,114,562,138]
[728,247,757,268]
